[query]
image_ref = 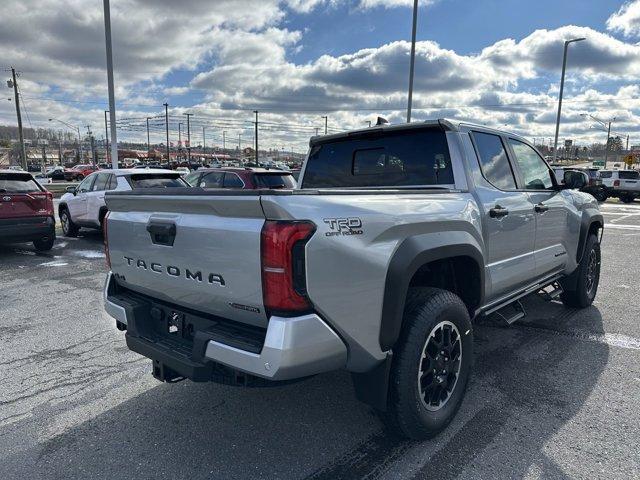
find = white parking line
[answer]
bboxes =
[603,223,640,231]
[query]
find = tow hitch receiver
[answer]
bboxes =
[152,359,185,383]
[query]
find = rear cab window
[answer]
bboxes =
[254,173,296,189]
[302,128,454,188]
[127,174,188,188]
[0,173,43,193]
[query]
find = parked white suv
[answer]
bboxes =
[59,169,188,237]
[598,169,640,203]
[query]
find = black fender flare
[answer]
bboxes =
[576,211,603,264]
[378,237,485,352]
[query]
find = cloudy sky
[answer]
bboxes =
[1,0,640,151]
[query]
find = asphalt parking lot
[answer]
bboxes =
[1,201,639,480]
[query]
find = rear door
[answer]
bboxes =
[87,172,111,225]
[469,131,536,298]
[507,138,569,278]
[0,173,50,219]
[198,171,224,188]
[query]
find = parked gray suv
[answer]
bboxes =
[103,119,603,439]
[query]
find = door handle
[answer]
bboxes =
[489,205,509,218]
[534,203,549,213]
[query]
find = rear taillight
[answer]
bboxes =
[104,211,111,269]
[261,220,315,316]
[614,179,620,187]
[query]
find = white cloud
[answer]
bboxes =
[607,0,640,37]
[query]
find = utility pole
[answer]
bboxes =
[146,117,151,154]
[254,110,259,164]
[406,0,418,123]
[104,110,109,164]
[223,131,226,151]
[8,67,26,169]
[238,133,242,151]
[553,37,585,162]
[103,0,119,170]
[163,103,170,162]
[321,115,328,134]
[202,126,206,155]
[315,127,319,136]
[184,113,192,161]
[178,123,182,148]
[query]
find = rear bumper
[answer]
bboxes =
[103,272,347,381]
[0,216,55,243]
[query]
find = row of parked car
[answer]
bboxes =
[0,166,296,252]
[552,166,640,203]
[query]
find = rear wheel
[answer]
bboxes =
[594,191,608,202]
[561,234,600,308]
[33,236,55,251]
[620,194,635,204]
[60,208,79,237]
[381,288,473,440]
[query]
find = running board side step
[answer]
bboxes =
[538,281,564,301]
[491,300,526,325]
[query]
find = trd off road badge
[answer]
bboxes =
[323,217,363,237]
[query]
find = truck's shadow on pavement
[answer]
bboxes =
[26,297,609,480]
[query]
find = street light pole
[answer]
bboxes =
[163,103,170,162]
[202,126,206,155]
[406,0,419,123]
[104,110,109,164]
[103,0,119,170]
[146,117,151,154]
[321,115,328,134]
[254,110,258,164]
[184,113,192,161]
[553,37,585,162]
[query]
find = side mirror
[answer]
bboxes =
[563,170,589,190]
[66,186,77,195]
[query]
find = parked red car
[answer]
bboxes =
[64,164,99,181]
[184,167,296,189]
[0,170,56,251]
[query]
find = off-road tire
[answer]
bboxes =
[561,234,600,308]
[381,287,473,440]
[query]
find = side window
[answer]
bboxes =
[199,172,223,188]
[223,173,244,188]
[509,139,554,190]
[599,171,612,179]
[92,173,109,191]
[77,174,96,193]
[184,172,200,186]
[471,132,517,190]
[107,174,118,190]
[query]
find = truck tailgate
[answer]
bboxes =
[105,191,268,327]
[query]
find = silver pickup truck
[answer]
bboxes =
[104,119,603,439]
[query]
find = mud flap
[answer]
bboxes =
[351,354,392,412]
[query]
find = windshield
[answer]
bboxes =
[302,129,454,188]
[254,173,296,189]
[0,174,43,193]
[127,174,188,188]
